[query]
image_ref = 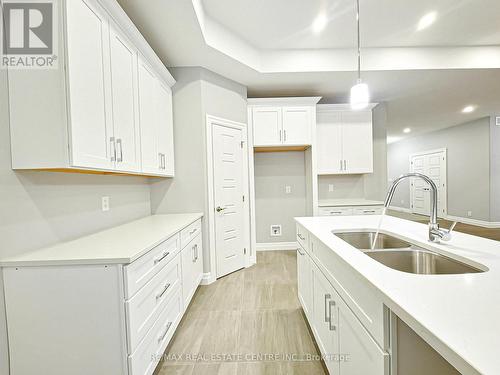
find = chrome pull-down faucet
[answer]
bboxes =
[384,173,456,243]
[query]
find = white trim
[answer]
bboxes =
[247,108,257,265]
[256,242,299,251]
[200,272,216,285]
[205,115,251,279]
[247,97,322,106]
[317,103,378,112]
[409,148,447,158]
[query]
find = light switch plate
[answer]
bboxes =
[496,116,500,126]
[285,186,292,194]
[328,184,334,192]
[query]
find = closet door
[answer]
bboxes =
[252,107,282,146]
[109,25,140,172]
[282,106,312,145]
[138,59,160,174]
[66,0,114,170]
[317,111,343,174]
[157,81,175,176]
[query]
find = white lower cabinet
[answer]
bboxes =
[299,225,389,375]
[181,232,204,309]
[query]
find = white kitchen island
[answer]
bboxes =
[0,214,204,375]
[296,214,500,375]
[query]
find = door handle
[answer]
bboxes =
[216,206,225,212]
[324,294,332,323]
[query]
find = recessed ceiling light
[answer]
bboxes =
[403,128,411,134]
[462,105,476,113]
[417,11,437,31]
[312,14,327,34]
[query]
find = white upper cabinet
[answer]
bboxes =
[249,98,321,148]
[7,0,176,177]
[252,107,282,146]
[66,0,113,170]
[282,106,313,145]
[109,24,141,173]
[317,105,374,175]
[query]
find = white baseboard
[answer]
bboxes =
[389,206,500,228]
[445,215,500,229]
[388,205,412,213]
[256,242,298,251]
[200,272,216,285]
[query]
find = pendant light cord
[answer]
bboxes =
[356,0,361,82]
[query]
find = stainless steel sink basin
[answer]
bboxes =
[333,231,484,275]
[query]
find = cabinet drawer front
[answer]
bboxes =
[311,235,386,348]
[318,207,354,216]
[353,206,384,215]
[128,288,182,375]
[126,255,181,353]
[124,234,180,298]
[181,233,203,309]
[296,224,309,252]
[180,219,201,249]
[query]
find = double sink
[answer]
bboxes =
[333,231,484,275]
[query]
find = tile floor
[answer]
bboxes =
[154,251,326,375]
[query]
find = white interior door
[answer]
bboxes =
[411,150,447,217]
[316,111,343,174]
[212,124,246,278]
[282,106,311,145]
[66,0,113,170]
[109,25,140,172]
[252,107,282,146]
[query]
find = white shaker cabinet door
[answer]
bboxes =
[341,111,373,174]
[138,59,160,174]
[157,81,175,176]
[282,106,312,145]
[109,25,141,173]
[252,107,282,146]
[338,297,389,375]
[297,246,312,318]
[66,0,114,170]
[317,111,343,174]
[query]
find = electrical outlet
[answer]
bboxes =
[102,196,110,212]
[270,225,282,237]
[467,211,473,217]
[285,185,292,194]
[328,184,334,192]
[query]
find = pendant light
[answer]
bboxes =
[350,0,370,110]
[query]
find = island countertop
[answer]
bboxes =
[295,214,500,375]
[0,213,203,267]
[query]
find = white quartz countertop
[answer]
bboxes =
[295,215,500,375]
[0,213,203,267]
[318,198,384,207]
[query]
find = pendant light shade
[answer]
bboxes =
[350,80,370,110]
[350,0,370,110]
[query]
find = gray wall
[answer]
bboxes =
[387,117,491,221]
[150,67,248,273]
[490,115,500,222]
[317,103,388,202]
[0,70,152,375]
[254,152,307,243]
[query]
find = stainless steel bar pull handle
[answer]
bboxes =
[324,294,332,322]
[156,283,171,300]
[116,139,123,162]
[297,233,305,241]
[340,159,343,171]
[328,300,336,331]
[297,247,305,256]
[154,251,170,265]
[158,322,172,343]
[110,137,116,162]
[283,130,287,142]
[279,130,282,142]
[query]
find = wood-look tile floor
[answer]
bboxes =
[154,251,326,375]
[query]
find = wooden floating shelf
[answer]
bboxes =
[254,145,310,153]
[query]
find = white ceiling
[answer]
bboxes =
[116,0,500,140]
[203,0,500,49]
